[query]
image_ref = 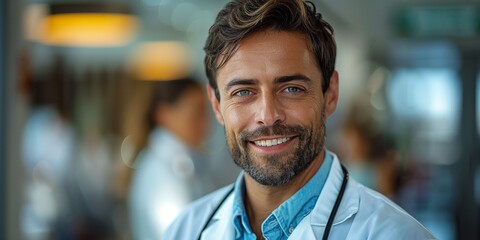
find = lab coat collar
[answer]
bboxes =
[309,151,359,226]
[202,189,235,239]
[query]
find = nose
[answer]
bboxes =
[254,92,285,126]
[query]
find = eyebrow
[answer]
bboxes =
[224,78,258,92]
[224,74,312,92]
[274,74,312,84]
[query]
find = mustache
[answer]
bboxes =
[239,124,305,142]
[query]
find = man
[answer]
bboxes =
[163,0,436,239]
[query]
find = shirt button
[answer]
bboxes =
[289,227,295,234]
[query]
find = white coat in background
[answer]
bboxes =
[130,129,206,239]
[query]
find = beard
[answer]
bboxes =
[226,104,327,186]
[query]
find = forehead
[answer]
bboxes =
[216,30,321,84]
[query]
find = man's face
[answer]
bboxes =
[208,29,338,186]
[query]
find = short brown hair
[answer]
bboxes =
[204,0,336,100]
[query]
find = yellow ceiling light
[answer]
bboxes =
[25,2,139,47]
[130,42,192,81]
[40,13,138,47]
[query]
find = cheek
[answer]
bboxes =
[284,98,324,126]
[221,103,255,134]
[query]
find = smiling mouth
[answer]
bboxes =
[253,137,291,147]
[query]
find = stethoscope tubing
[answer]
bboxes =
[322,164,349,240]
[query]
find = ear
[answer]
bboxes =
[207,84,225,125]
[324,71,339,117]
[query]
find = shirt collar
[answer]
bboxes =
[232,173,252,238]
[269,152,333,236]
[231,151,334,238]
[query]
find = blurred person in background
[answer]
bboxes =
[20,54,76,239]
[163,0,435,239]
[128,78,211,239]
[340,100,402,199]
[20,51,135,239]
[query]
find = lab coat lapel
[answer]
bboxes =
[289,214,317,239]
[200,193,235,240]
[290,152,359,239]
[310,152,359,227]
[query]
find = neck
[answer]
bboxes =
[243,150,325,238]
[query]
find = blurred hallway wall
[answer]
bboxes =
[4,0,29,239]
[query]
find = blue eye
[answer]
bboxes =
[285,87,301,93]
[235,90,252,96]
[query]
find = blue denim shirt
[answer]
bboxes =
[232,152,333,240]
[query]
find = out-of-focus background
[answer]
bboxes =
[1,0,479,239]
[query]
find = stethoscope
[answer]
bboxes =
[197,164,349,240]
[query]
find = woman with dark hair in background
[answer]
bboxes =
[128,78,210,239]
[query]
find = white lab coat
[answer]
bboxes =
[163,152,436,240]
[129,129,207,239]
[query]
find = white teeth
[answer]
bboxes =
[254,137,290,147]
